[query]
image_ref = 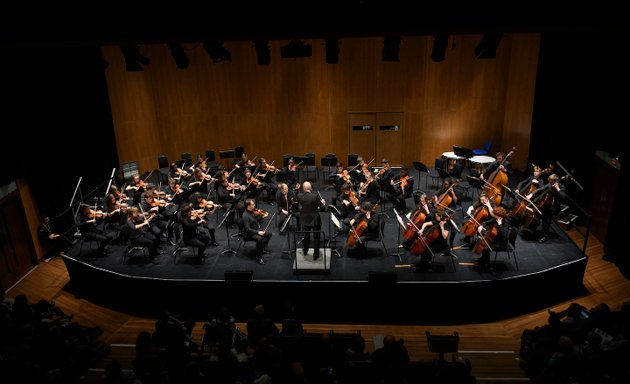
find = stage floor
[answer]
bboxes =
[63,172,587,322]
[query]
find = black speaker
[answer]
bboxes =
[225,270,253,281]
[368,271,397,283]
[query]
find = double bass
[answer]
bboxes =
[483,147,516,206]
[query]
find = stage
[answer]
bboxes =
[61,176,589,324]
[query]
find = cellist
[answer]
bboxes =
[413,208,452,272]
[347,201,380,257]
[432,178,459,211]
[459,192,494,248]
[528,174,567,243]
[401,192,433,250]
[473,206,510,270]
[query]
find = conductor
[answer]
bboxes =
[297,181,326,260]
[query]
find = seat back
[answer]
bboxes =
[483,140,492,152]
[348,153,359,167]
[508,225,518,249]
[158,155,169,169]
[205,150,216,162]
[426,331,459,362]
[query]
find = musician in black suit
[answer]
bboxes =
[241,199,272,265]
[530,174,567,243]
[297,181,326,260]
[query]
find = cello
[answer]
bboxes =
[408,212,451,255]
[509,164,553,219]
[347,204,379,247]
[473,222,499,254]
[461,203,490,237]
[483,147,516,206]
[403,209,427,241]
[432,179,459,211]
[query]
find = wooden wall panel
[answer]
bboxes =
[105,34,539,175]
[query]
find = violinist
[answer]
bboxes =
[336,182,360,225]
[387,166,414,213]
[192,154,210,172]
[188,167,214,194]
[103,191,126,232]
[189,192,218,246]
[168,162,190,181]
[126,174,148,207]
[358,173,380,204]
[163,177,188,205]
[276,182,299,230]
[236,153,256,170]
[126,206,160,259]
[333,163,352,197]
[375,158,394,192]
[178,203,210,263]
[139,191,167,238]
[242,168,262,200]
[529,174,567,243]
[76,203,115,255]
[216,177,240,224]
[297,181,326,260]
[413,208,452,272]
[284,157,301,190]
[473,206,510,270]
[242,199,272,265]
[460,192,494,248]
[347,201,380,257]
[257,158,279,202]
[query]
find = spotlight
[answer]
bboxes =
[253,40,270,66]
[280,40,312,59]
[475,33,503,59]
[120,45,149,72]
[325,38,340,64]
[430,34,449,62]
[382,36,401,62]
[167,43,190,69]
[203,41,232,63]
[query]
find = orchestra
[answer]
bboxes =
[66,148,573,271]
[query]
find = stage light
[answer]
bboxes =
[120,45,150,72]
[431,34,449,62]
[280,40,312,59]
[382,36,401,62]
[253,40,270,66]
[475,33,503,59]
[325,38,340,64]
[203,41,232,63]
[167,43,190,69]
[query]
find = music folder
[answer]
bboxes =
[453,145,474,159]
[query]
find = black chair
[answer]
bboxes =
[431,225,458,272]
[451,163,472,200]
[181,152,193,165]
[205,149,221,173]
[234,146,244,158]
[426,331,459,363]
[157,155,170,183]
[235,220,258,254]
[283,154,294,167]
[172,228,201,264]
[472,140,492,156]
[493,226,519,270]
[414,161,441,189]
[348,153,359,167]
[362,214,389,257]
[302,153,317,181]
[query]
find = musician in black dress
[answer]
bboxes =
[387,166,414,213]
[375,158,394,193]
[530,174,567,243]
[473,206,509,269]
[297,181,326,260]
[414,208,452,272]
[347,201,380,257]
[241,199,272,265]
[178,203,210,263]
[336,182,360,226]
[126,206,160,258]
[189,192,218,246]
[76,203,115,255]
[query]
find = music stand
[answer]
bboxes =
[219,150,235,170]
[218,207,236,254]
[281,213,295,257]
[392,209,407,263]
[328,207,342,257]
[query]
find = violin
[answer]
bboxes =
[288,161,303,172]
[87,209,105,219]
[253,208,268,218]
[199,199,220,210]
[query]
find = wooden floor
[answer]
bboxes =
[7,227,629,384]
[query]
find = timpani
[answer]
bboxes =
[470,155,495,174]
